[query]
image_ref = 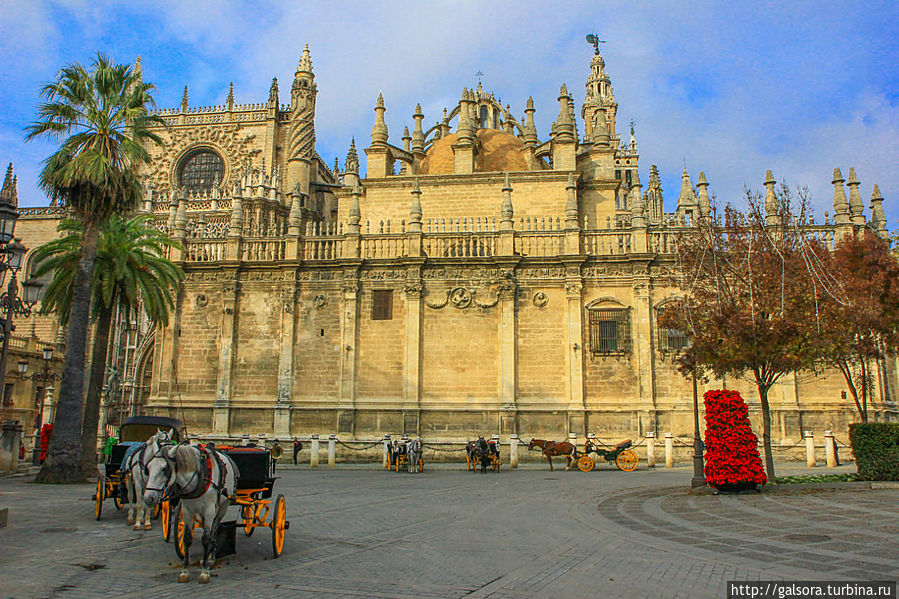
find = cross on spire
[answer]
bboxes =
[475,70,485,85]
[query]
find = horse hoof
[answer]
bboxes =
[143,524,152,531]
[126,518,134,525]
[133,524,142,531]
[198,572,210,584]
[178,572,190,583]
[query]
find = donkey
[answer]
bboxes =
[406,438,423,473]
[122,428,174,530]
[144,443,239,584]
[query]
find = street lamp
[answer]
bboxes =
[691,370,706,488]
[17,346,58,464]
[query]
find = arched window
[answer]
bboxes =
[178,149,224,194]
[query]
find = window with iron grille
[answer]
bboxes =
[178,149,225,194]
[656,306,691,353]
[587,308,631,355]
[372,290,393,320]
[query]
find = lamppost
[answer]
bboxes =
[16,346,58,464]
[691,370,706,488]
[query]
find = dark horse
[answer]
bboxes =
[472,437,490,473]
[528,438,577,471]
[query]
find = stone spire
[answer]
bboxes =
[764,169,780,226]
[408,178,423,233]
[553,84,575,141]
[370,93,389,146]
[345,138,359,174]
[227,82,234,110]
[332,157,340,176]
[646,164,663,221]
[295,43,314,80]
[847,167,865,225]
[832,168,850,226]
[630,169,645,228]
[180,86,189,112]
[565,171,579,228]
[629,122,637,152]
[500,173,514,228]
[0,163,17,208]
[697,171,711,220]
[522,97,538,148]
[592,106,610,147]
[439,108,451,138]
[870,184,887,238]
[401,126,411,153]
[411,103,425,155]
[677,166,697,214]
[269,77,279,106]
[348,180,362,234]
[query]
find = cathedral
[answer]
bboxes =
[8,43,897,444]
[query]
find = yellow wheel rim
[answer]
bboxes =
[272,496,286,557]
[616,450,638,472]
[176,511,186,558]
[94,477,103,519]
[577,456,594,472]
[161,501,170,541]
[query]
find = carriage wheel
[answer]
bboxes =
[577,455,595,472]
[161,501,171,542]
[466,453,471,471]
[174,509,186,560]
[494,458,501,473]
[271,495,286,558]
[616,450,639,472]
[114,482,125,511]
[241,504,256,537]
[418,457,424,473]
[94,476,104,520]
[151,499,161,520]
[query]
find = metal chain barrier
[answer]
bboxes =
[421,442,466,452]
[335,439,383,451]
[770,436,807,452]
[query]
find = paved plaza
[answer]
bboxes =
[1,462,897,599]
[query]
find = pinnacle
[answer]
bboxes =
[847,167,859,185]
[502,172,512,191]
[296,44,313,75]
[698,171,708,186]
[872,183,882,200]
[567,171,576,188]
[376,93,384,108]
[832,167,844,183]
[764,169,775,185]
[412,178,421,193]
[0,163,15,205]
[181,85,189,107]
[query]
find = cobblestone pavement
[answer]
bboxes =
[1,463,896,599]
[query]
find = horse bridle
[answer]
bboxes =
[143,439,180,497]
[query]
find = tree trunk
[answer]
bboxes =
[35,223,99,484]
[837,360,866,422]
[79,300,113,476]
[757,384,776,481]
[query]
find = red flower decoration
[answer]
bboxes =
[703,390,767,487]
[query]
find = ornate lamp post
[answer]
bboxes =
[17,346,58,464]
[691,370,706,488]
[0,240,43,413]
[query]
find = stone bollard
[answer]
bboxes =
[310,434,319,468]
[328,434,336,468]
[664,432,674,468]
[824,430,836,468]
[383,434,391,469]
[646,431,656,468]
[510,434,519,468]
[0,421,23,473]
[804,431,816,467]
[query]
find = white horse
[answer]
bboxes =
[407,438,423,473]
[144,443,238,584]
[122,429,174,530]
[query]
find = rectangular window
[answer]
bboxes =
[588,308,631,355]
[372,290,393,320]
[658,327,690,353]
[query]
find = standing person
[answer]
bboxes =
[293,437,302,465]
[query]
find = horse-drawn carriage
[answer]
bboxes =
[576,438,639,472]
[94,415,184,521]
[386,437,423,472]
[466,437,501,473]
[166,444,289,560]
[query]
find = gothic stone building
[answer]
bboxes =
[13,45,898,442]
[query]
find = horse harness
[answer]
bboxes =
[179,446,230,501]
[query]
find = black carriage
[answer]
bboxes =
[466,438,501,472]
[169,445,289,558]
[386,438,424,472]
[94,415,184,521]
[576,438,639,472]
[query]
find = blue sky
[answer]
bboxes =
[1,1,897,228]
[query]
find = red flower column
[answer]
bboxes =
[703,390,767,491]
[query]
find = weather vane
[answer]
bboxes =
[475,70,485,85]
[585,33,605,55]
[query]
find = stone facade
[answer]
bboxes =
[11,45,898,444]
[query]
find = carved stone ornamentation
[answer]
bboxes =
[342,279,359,295]
[195,293,209,308]
[533,291,549,307]
[495,270,517,300]
[449,287,472,309]
[403,282,423,298]
[565,281,583,298]
[312,294,328,308]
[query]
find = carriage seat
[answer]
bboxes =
[614,439,632,450]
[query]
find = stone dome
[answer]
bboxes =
[417,129,534,175]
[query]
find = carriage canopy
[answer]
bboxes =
[118,416,184,443]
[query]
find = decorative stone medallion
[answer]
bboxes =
[533,291,549,307]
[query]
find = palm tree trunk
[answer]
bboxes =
[35,223,99,484]
[757,384,776,480]
[79,300,113,476]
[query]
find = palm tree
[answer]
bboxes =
[26,54,162,483]
[31,215,183,475]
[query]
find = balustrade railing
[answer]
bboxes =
[242,238,286,261]
[422,232,497,258]
[361,235,408,259]
[184,239,226,262]
[583,230,632,255]
[516,232,563,257]
[301,236,342,261]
